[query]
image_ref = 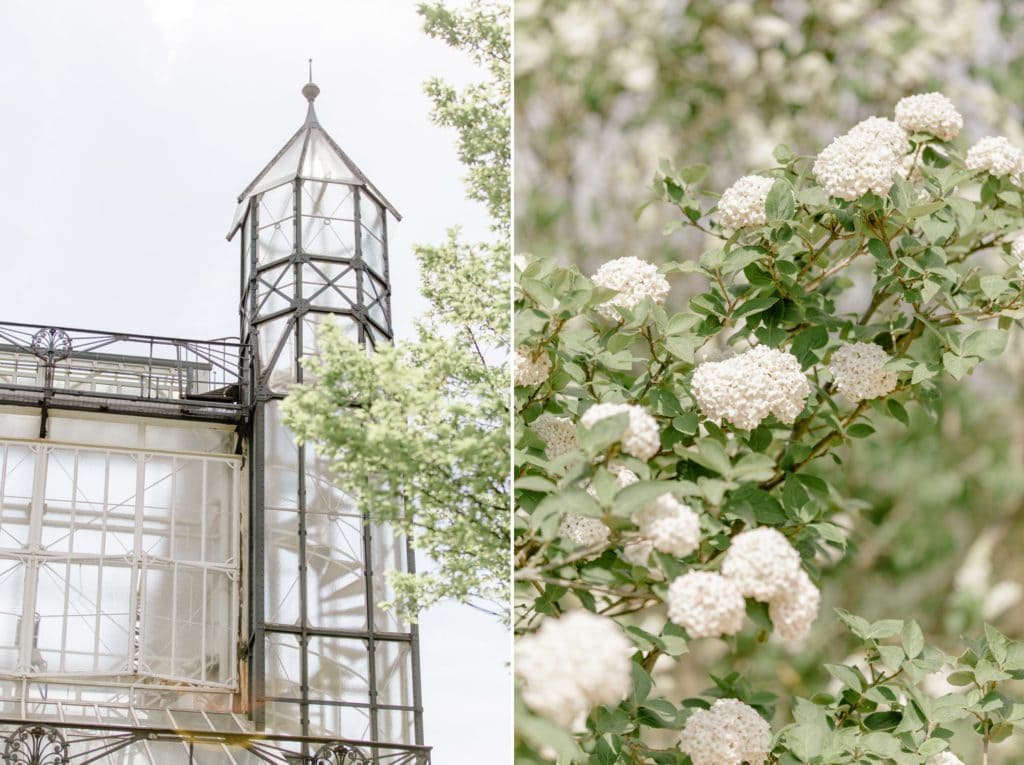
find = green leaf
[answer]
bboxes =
[980,274,1009,301]
[766,178,795,220]
[963,328,1008,360]
[866,619,904,639]
[825,663,864,692]
[578,411,629,455]
[680,163,709,184]
[887,399,910,427]
[902,620,925,659]
[974,658,1011,685]
[515,475,556,493]
[688,439,732,475]
[725,485,786,525]
[614,481,693,517]
[847,423,875,438]
[733,295,779,318]
[864,711,903,730]
[942,352,977,381]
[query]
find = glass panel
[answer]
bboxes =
[266,632,302,699]
[302,180,355,221]
[307,701,373,742]
[265,508,300,625]
[255,262,294,318]
[308,636,370,704]
[360,226,385,275]
[258,316,295,390]
[360,194,383,235]
[302,215,356,259]
[0,561,23,668]
[265,700,304,736]
[377,705,416,747]
[301,129,359,183]
[0,443,35,551]
[302,261,357,311]
[307,516,367,631]
[361,272,389,330]
[372,523,407,633]
[375,639,413,708]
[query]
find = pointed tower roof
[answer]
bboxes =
[228,72,400,239]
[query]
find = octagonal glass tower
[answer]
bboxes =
[228,79,423,751]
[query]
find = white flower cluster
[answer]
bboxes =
[634,494,701,557]
[515,610,634,728]
[691,345,810,430]
[716,175,775,229]
[1012,234,1024,262]
[679,698,772,765]
[580,402,661,459]
[531,414,578,458]
[894,92,962,141]
[591,256,670,321]
[926,753,966,765]
[514,347,551,387]
[828,342,898,401]
[965,136,1024,178]
[722,527,802,601]
[813,117,908,201]
[722,527,821,641]
[558,513,609,547]
[768,568,822,641]
[667,571,746,638]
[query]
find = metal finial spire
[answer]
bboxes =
[301,58,320,105]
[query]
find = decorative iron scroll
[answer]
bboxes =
[29,328,73,363]
[312,742,370,765]
[3,725,70,765]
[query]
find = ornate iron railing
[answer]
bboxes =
[0,321,247,422]
[0,718,430,764]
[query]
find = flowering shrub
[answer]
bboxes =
[514,95,1024,763]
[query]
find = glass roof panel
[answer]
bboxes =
[302,128,360,184]
[246,132,307,199]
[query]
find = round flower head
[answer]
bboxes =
[514,347,551,387]
[813,119,907,201]
[679,698,772,765]
[894,92,963,141]
[829,342,898,401]
[591,256,670,321]
[667,571,747,638]
[531,414,578,459]
[691,345,811,430]
[515,610,634,727]
[768,568,821,641]
[558,513,609,547]
[722,527,802,602]
[966,136,1024,177]
[846,116,910,156]
[634,493,701,557]
[514,252,530,271]
[717,175,775,229]
[1011,234,1024,262]
[926,753,965,765]
[580,402,660,460]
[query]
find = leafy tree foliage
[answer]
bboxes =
[284,0,510,619]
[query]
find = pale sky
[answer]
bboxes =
[0,0,509,761]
